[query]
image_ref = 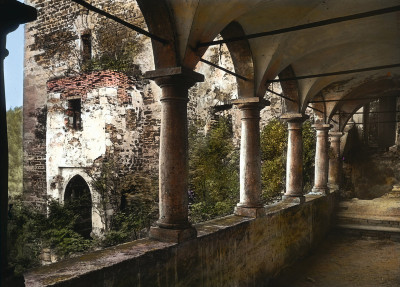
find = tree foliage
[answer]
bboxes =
[260,119,288,202]
[7,107,23,199]
[188,116,240,222]
[7,200,91,274]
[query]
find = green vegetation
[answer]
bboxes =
[188,117,240,223]
[86,158,158,245]
[187,116,316,222]
[260,119,288,202]
[260,119,316,201]
[81,20,144,77]
[302,121,317,191]
[8,172,157,274]
[7,107,23,199]
[7,200,91,274]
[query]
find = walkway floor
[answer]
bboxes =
[269,232,400,287]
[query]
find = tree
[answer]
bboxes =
[7,107,23,199]
[188,116,240,222]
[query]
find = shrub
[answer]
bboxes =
[7,200,92,274]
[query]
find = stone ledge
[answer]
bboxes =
[24,192,337,287]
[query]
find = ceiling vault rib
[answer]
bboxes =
[266,88,339,123]
[266,88,294,102]
[70,0,169,44]
[197,5,400,48]
[266,63,400,84]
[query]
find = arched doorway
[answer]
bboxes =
[64,175,92,238]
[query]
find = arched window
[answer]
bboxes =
[65,175,92,238]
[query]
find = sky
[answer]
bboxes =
[4,23,24,110]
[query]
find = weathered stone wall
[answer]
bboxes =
[23,0,153,208]
[45,71,160,234]
[25,192,337,287]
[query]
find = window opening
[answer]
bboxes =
[67,98,82,130]
[81,32,92,64]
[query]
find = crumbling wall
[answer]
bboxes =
[24,0,153,208]
[46,71,159,194]
[46,71,160,235]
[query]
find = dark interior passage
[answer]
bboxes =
[64,175,92,238]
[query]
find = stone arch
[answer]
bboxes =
[220,21,255,99]
[64,175,92,238]
[278,65,301,113]
[136,0,179,68]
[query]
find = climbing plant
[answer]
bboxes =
[86,157,158,244]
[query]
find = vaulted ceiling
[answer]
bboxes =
[139,0,400,128]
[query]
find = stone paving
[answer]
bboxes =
[270,190,400,287]
[269,232,400,287]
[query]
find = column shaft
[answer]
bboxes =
[145,67,203,243]
[0,32,9,287]
[328,132,343,190]
[234,101,265,217]
[281,114,306,203]
[158,84,190,229]
[312,124,331,194]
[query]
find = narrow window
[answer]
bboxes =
[67,98,82,130]
[81,32,92,64]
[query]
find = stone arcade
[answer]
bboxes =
[1,0,400,286]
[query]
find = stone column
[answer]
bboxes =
[145,67,204,243]
[328,131,343,191]
[312,124,331,195]
[281,113,307,203]
[0,28,9,287]
[0,1,36,284]
[233,97,269,217]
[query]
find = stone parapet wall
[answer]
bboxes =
[25,192,337,286]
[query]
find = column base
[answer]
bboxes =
[149,226,197,243]
[311,187,329,195]
[282,194,305,204]
[234,206,265,218]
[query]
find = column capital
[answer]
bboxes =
[329,131,344,138]
[0,0,37,32]
[232,97,270,110]
[280,113,308,123]
[145,66,204,89]
[0,48,8,61]
[312,123,332,131]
